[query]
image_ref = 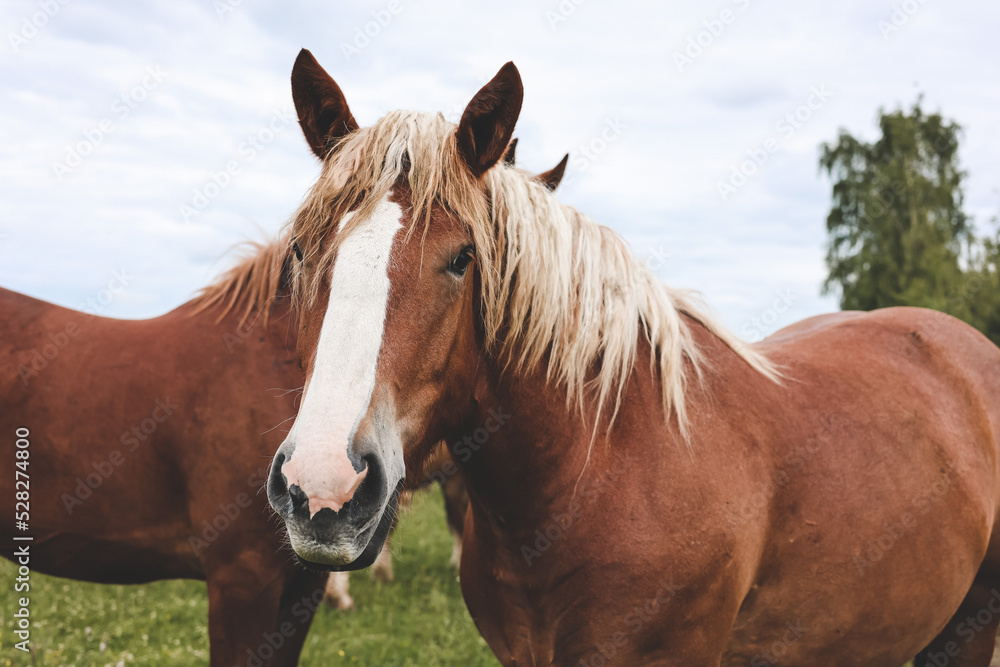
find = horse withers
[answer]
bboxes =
[266,49,1000,666]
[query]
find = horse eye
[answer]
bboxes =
[292,241,303,262]
[447,246,475,276]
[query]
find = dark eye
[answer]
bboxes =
[447,246,475,276]
[292,241,303,262]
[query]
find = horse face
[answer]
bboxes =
[269,189,481,570]
[267,50,520,570]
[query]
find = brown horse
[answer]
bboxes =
[319,144,568,609]
[266,49,1000,666]
[0,244,331,666]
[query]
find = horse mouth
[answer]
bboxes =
[291,483,401,572]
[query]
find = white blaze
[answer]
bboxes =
[280,195,403,517]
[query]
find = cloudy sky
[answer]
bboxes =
[1,0,997,340]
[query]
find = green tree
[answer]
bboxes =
[819,99,972,316]
[964,228,1000,346]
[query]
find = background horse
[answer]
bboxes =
[266,50,1000,666]
[0,243,326,666]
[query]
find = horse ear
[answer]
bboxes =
[291,49,358,159]
[503,137,519,166]
[456,62,523,178]
[534,153,569,191]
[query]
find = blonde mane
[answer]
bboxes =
[190,234,292,326]
[289,110,779,438]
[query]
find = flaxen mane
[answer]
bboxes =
[190,235,292,326]
[289,110,779,438]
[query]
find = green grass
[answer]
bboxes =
[1,488,496,666]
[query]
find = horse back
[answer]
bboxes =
[0,286,301,583]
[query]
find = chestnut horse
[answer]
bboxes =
[266,49,1000,666]
[321,139,566,609]
[0,245,329,666]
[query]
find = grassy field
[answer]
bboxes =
[0,488,496,666]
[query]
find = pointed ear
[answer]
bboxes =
[456,63,523,178]
[533,153,569,191]
[503,137,519,166]
[291,49,358,159]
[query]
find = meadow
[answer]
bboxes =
[1,488,496,666]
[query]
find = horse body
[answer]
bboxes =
[0,284,328,666]
[456,307,1000,665]
[735,310,1000,666]
[267,50,1000,666]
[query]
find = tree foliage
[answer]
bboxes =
[965,231,1000,345]
[819,99,999,345]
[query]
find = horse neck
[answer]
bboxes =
[453,319,768,538]
[455,354,630,533]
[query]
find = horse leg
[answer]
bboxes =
[205,564,283,667]
[372,496,407,583]
[448,527,463,567]
[440,473,468,567]
[270,567,329,666]
[205,560,325,667]
[371,535,394,582]
[323,572,354,610]
[914,582,1000,667]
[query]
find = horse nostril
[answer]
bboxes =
[351,454,383,507]
[267,451,293,516]
[288,484,309,514]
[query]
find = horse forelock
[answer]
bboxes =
[286,109,780,440]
